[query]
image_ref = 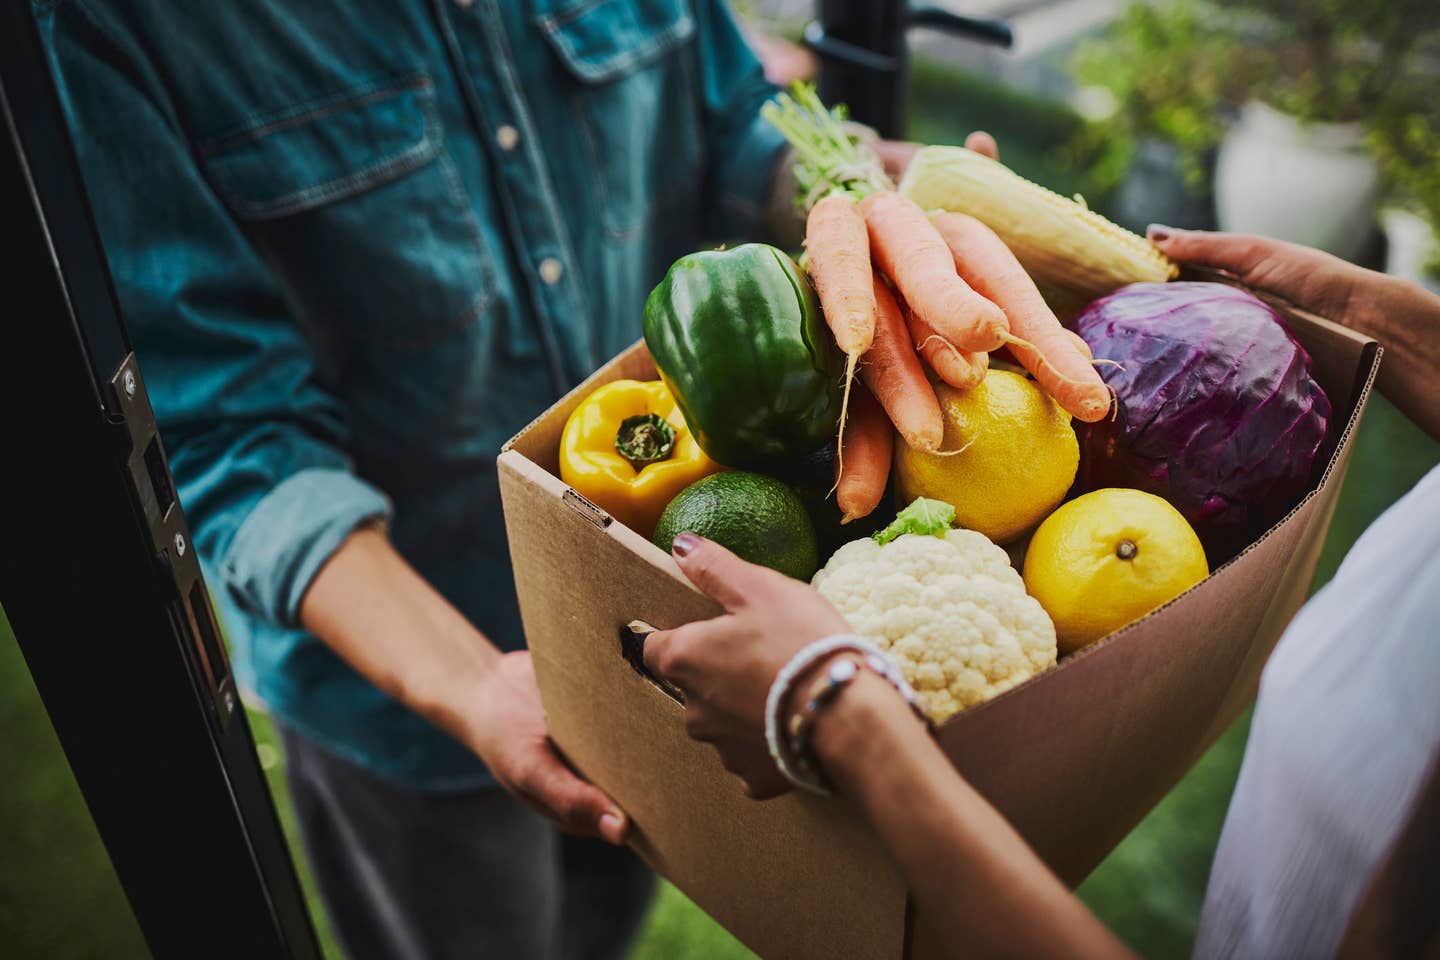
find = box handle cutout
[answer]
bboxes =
[620,620,685,704]
[563,489,612,530]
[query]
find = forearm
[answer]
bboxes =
[1344,272,1440,441]
[299,526,501,752]
[814,673,1132,960]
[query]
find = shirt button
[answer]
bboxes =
[454,0,474,7]
[539,258,564,285]
[496,125,519,152]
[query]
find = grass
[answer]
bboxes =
[4,58,1438,960]
[0,605,150,960]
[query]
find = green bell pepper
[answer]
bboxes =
[642,244,845,468]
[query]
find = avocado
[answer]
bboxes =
[653,471,820,581]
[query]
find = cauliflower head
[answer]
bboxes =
[812,530,1057,723]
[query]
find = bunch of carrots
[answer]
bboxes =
[761,86,1111,523]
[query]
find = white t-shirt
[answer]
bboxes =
[1194,464,1440,958]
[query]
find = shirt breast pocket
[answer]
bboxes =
[198,74,495,351]
[535,0,703,240]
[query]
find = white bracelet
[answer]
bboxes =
[765,634,892,795]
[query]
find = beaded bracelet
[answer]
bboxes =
[764,635,930,795]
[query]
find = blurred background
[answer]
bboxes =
[3,2,1437,957]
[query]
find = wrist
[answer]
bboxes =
[810,671,930,796]
[767,634,932,795]
[781,650,854,718]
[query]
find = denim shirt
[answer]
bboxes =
[38,0,785,789]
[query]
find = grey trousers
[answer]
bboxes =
[280,726,656,960]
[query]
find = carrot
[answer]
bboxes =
[1065,329,1093,359]
[805,194,876,358]
[835,383,893,523]
[902,303,988,391]
[860,192,1008,352]
[861,274,944,451]
[804,193,877,485]
[933,212,1111,422]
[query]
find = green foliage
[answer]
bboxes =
[1369,112,1440,275]
[1071,0,1440,195]
[1240,0,1440,124]
[1069,0,1244,193]
[760,82,890,210]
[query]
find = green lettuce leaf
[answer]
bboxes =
[873,498,955,545]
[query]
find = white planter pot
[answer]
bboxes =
[1381,208,1440,295]
[1215,101,1379,260]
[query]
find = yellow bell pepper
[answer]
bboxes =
[558,379,720,537]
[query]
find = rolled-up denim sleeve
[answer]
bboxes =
[41,2,390,628]
[221,469,390,626]
[694,1,789,240]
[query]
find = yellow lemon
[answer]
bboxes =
[894,371,1078,543]
[1023,488,1208,654]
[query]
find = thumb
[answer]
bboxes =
[529,747,629,845]
[669,533,779,611]
[964,130,999,161]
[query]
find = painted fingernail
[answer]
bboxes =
[599,812,624,841]
[1146,224,1172,243]
[672,532,701,558]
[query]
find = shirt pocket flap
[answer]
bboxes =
[199,75,440,220]
[535,0,695,84]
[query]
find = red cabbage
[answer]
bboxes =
[1074,282,1331,560]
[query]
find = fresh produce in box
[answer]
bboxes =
[932,212,1112,422]
[596,90,1337,684]
[787,443,894,561]
[653,471,820,581]
[761,83,1116,454]
[905,295,990,391]
[860,191,1009,353]
[1073,282,1332,561]
[834,382,896,524]
[859,273,943,453]
[898,144,1178,316]
[894,371,1078,544]
[812,498,1058,723]
[559,379,719,538]
[642,243,844,469]
[1024,488,1209,654]
[763,86,1007,427]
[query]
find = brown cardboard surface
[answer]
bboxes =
[500,349,907,959]
[500,295,1379,959]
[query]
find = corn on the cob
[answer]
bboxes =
[898,146,1177,310]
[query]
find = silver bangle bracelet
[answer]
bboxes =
[765,634,894,795]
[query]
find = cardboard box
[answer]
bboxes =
[497,285,1379,959]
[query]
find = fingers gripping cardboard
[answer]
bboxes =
[622,620,684,705]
